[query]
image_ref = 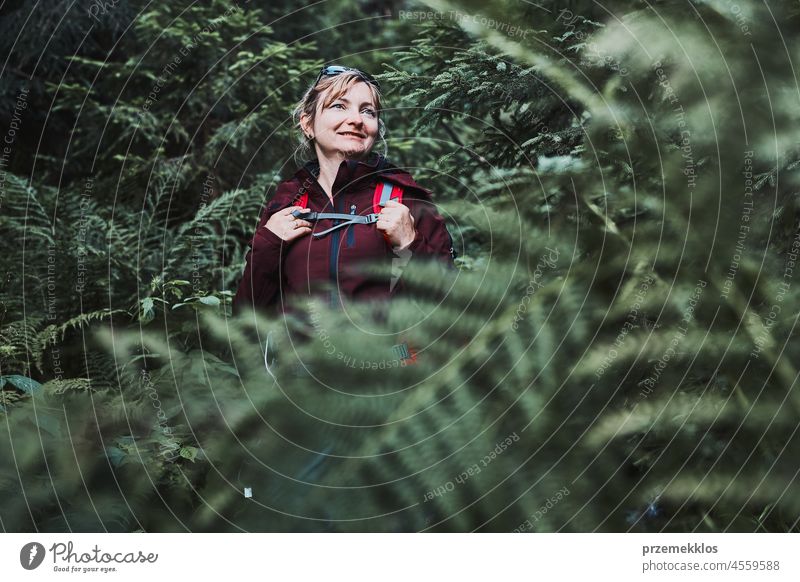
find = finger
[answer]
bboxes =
[284,206,310,216]
[380,206,408,218]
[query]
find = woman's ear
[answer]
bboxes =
[300,113,313,139]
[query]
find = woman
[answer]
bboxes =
[233,65,456,316]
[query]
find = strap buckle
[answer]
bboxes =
[291,210,316,220]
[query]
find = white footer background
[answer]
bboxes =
[1,533,797,581]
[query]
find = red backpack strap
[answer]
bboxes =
[373,180,403,214]
[295,192,309,209]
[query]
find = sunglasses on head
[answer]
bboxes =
[314,65,380,89]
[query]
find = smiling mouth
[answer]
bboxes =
[339,131,365,138]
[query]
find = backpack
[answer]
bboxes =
[292,180,404,239]
[294,180,403,215]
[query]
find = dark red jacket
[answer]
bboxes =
[233,154,456,315]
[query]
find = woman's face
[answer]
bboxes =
[305,81,379,160]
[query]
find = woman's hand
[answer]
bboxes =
[266,206,312,241]
[376,200,416,250]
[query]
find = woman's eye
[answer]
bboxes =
[362,109,376,117]
[331,103,344,109]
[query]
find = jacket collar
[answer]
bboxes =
[293,152,426,197]
[295,153,387,184]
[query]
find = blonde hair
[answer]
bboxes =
[292,70,386,162]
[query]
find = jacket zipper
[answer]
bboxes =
[346,203,357,248]
[329,196,343,308]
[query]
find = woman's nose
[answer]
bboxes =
[345,107,364,125]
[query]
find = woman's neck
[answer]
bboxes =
[315,154,343,202]
[314,151,372,202]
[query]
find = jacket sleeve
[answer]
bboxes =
[387,187,457,296]
[400,188,457,267]
[232,195,290,315]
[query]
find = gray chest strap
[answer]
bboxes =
[291,210,380,238]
